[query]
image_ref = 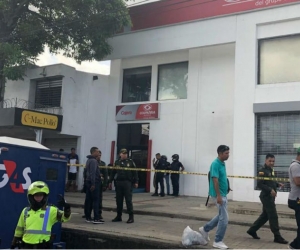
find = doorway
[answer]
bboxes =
[117,123,149,192]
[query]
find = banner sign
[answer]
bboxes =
[130,0,300,31]
[116,103,160,121]
[14,108,63,131]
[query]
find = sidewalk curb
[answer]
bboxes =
[70,203,297,232]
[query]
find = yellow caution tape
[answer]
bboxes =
[67,164,290,182]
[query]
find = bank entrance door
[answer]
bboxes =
[117,123,149,192]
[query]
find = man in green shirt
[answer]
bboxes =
[199,145,230,249]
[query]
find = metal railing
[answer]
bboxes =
[0,98,63,115]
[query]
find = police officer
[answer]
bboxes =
[11,181,71,249]
[108,149,138,223]
[170,154,185,197]
[247,153,288,244]
[152,155,168,197]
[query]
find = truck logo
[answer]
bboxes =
[0,160,32,193]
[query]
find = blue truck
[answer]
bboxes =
[0,137,68,249]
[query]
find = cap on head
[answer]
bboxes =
[120,148,127,154]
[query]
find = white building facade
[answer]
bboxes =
[2,0,300,203]
[105,0,300,204]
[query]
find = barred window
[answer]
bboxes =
[256,113,300,192]
[35,77,62,107]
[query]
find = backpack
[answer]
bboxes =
[208,171,231,194]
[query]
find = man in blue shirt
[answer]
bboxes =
[199,145,230,249]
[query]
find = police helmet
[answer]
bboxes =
[27,181,49,210]
[161,155,167,161]
[172,154,179,161]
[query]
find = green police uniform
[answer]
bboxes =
[109,153,138,221]
[247,165,283,239]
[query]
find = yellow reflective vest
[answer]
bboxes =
[14,206,70,244]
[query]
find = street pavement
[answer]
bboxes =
[65,191,297,249]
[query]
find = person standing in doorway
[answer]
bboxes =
[84,147,103,224]
[288,147,300,249]
[247,154,287,244]
[66,148,79,192]
[164,156,171,195]
[108,149,138,223]
[152,155,168,197]
[153,153,161,190]
[170,154,185,197]
[198,145,230,249]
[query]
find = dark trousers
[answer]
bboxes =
[99,184,103,215]
[288,199,300,249]
[116,180,133,216]
[171,174,180,195]
[248,195,280,236]
[84,182,100,220]
[155,173,165,195]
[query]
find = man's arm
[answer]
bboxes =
[132,160,139,185]
[109,162,117,183]
[89,160,98,187]
[257,170,272,193]
[180,162,185,171]
[76,155,79,172]
[102,161,108,187]
[212,177,221,197]
[291,164,300,186]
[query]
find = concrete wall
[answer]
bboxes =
[4,64,110,189]
[108,45,235,197]
[107,4,300,203]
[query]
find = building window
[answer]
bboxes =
[259,35,300,85]
[157,62,188,101]
[256,113,300,192]
[122,67,151,103]
[35,77,62,107]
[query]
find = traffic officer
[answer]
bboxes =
[247,153,288,244]
[152,155,168,197]
[108,149,138,223]
[11,181,71,249]
[170,154,185,197]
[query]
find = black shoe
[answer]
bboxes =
[152,193,158,196]
[85,218,93,223]
[127,217,134,224]
[112,216,122,222]
[247,230,260,239]
[93,219,104,224]
[167,193,171,196]
[82,215,86,218]
[289,244,295,249]
[160,194,165,197]
[274,236,288,244]
[174,195,179,197]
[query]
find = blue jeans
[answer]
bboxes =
[203,196,228,242]
[164,174,170,194]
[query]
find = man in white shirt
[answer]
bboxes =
[66,148,79,192]
[288,147,300,249]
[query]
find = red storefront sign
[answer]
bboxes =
[129,0,300,31]
[116,103,160,121]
